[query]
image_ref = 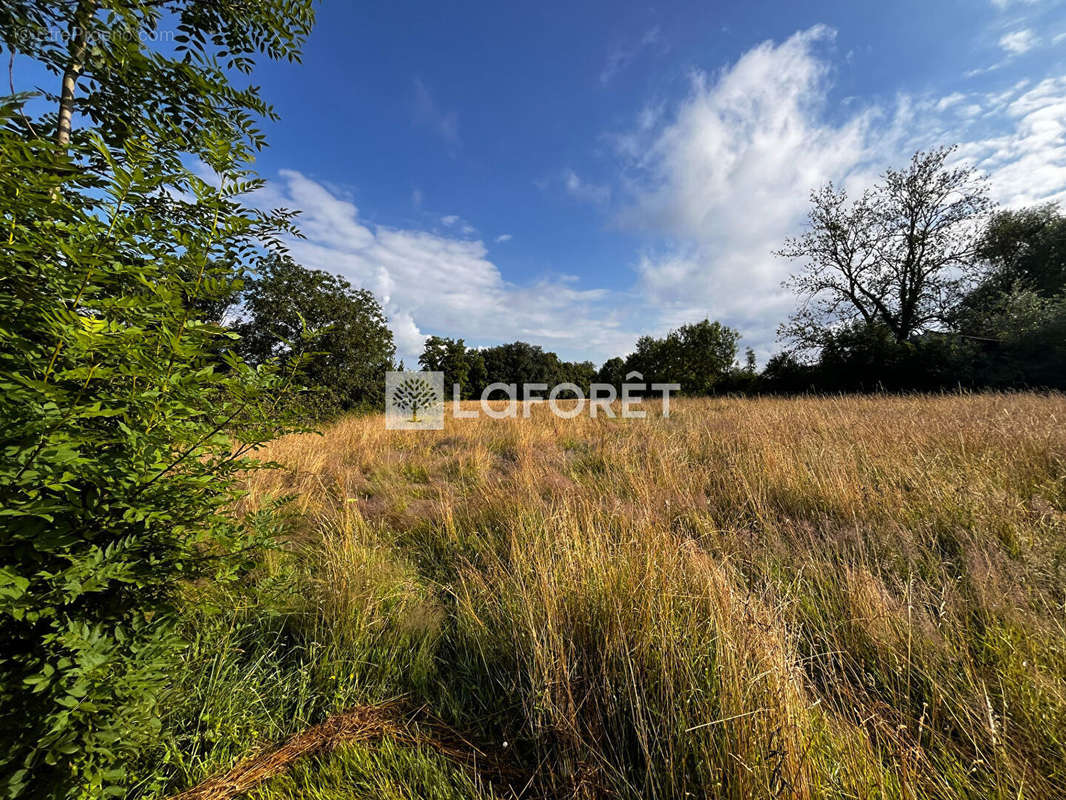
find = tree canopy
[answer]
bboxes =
[0,2,314,796]
[780,147,993,349]
[236,254,395,416]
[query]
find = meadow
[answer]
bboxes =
[159,394,1066,800]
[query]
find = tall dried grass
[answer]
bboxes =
[228,394,1066,799]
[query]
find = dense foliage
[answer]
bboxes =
[622,319,740,395]
[419,337,596,398]
[236,253,396,417]
[0,1,314,797]
[758,202,1066,394]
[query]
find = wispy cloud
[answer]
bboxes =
[563,168,611,204]
[257,27,1066,365]
[936,92,968,111]
[495,233,513,243]
[955,77,1066,208]
[413,78,460,151]
[999,28,1039,54]
[601,25,664,85]
[990,0,1040,9]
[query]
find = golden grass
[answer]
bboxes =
[168,701,406,800]
[242,394,1066,799]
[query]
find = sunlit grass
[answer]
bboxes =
[159,394,1066,799]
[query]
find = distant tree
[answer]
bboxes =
[626,335,676,388]
[626,319,739,395]
[779,147,994,349]
[719,347,759,394]
[466,350,488,397]
[596,356,627,390]
[816,322,912,391]
[956,204,1066,327]
[942,204,1066,390]
[420,336,473,397]
[237,254,395,415]
[559,360,597,395]
[977,204,1066,298]
[759,352,817,395]
[479,341,560,387]
[956,286,1066,389]
[989,291,1066,389]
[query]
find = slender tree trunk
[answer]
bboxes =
[55,0,98,147]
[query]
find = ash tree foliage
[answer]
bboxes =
[0,1,315,797]
[235,253,396,417]
[0,0,313,150]
[779,147,994,350]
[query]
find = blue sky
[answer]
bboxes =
[17,0,1066,364]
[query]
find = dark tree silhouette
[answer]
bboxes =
[779,147,994,349]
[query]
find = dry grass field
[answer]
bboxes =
[166,394,1066,800]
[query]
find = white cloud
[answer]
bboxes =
[495,233,513,243]
[990,0,1040,8]
[613,25,883,355]
[936,92,968,111]
[999,29,1039,55]
[965,63,1004,79]
[255,27,1066,366]
[440,214,460,226]
[612,24,1066,357]
[956,77,1066,207]
[254,170,636,364]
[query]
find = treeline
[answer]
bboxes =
[760,201,1066,394]
[230,150,1066,408]
[237,197,1066,410]
[420,319,752,398]
[417,156,1066,398]
[419,338,596,397]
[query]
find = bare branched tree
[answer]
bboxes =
[778,147,995,349]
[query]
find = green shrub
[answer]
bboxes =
[0,116,307,798]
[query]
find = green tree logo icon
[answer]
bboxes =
[391,376,438,422]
